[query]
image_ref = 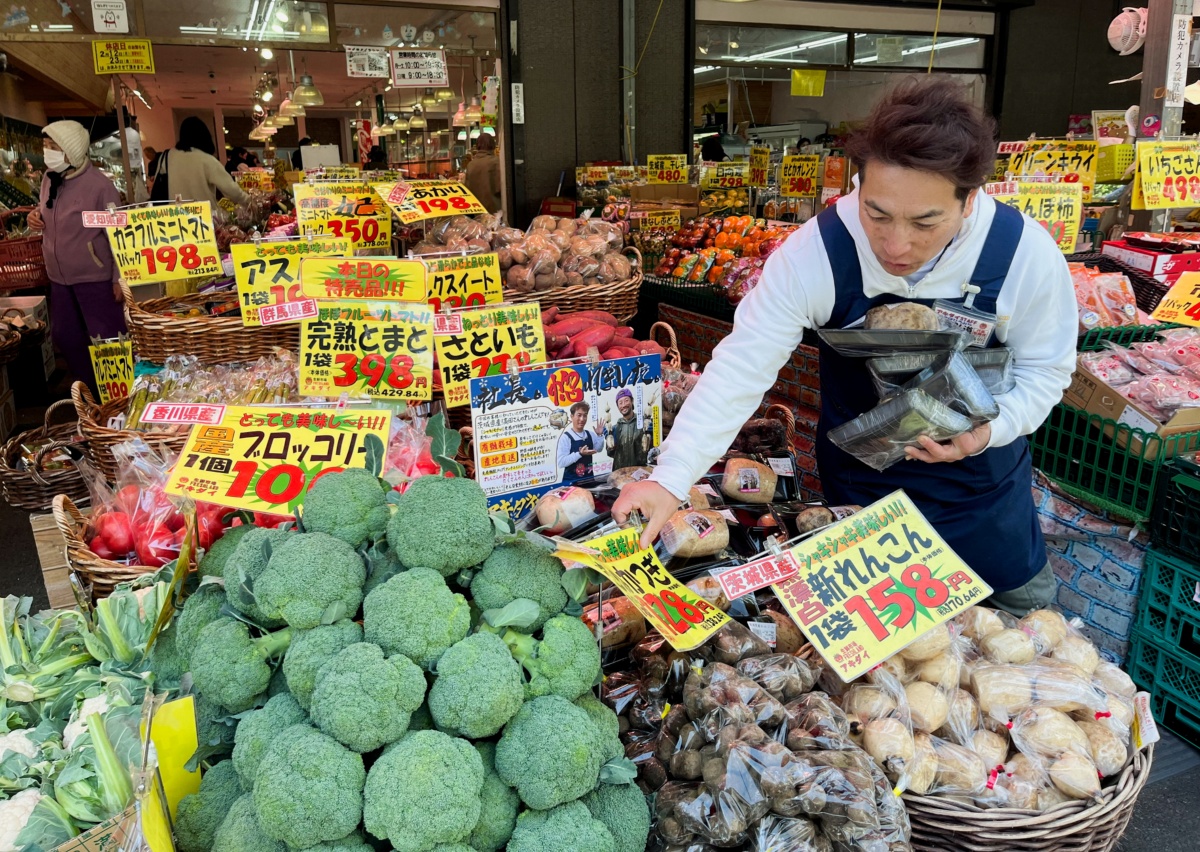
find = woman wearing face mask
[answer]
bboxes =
[27,120,124,395]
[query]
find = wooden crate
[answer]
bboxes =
[30,510,77,609]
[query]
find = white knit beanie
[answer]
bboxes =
[42,120,91,169]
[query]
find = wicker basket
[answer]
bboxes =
[52,494,153,600]
[504,247,644,324]
[0,399,89,510]
[0,307,46,350]
[903,744,1153,852]
[0,207,48,291]
[121,280,299,365]
[71,382,188,483]
[649,320,682,369]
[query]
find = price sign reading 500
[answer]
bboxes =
[780,155,820,199]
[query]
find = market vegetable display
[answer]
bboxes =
[541,308,667,362]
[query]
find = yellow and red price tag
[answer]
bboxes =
[292,182,392,249]
[104,202,221,285]
[92,38,154,74]
[165,405,392,516]
[631,209,681,231]
[433,303,545,407]
[771,490,992,682]
[1009,140,1098,202]
[235,169,275,193]
[780,155,820,198]
[1135,140,1200,210]
[702,162,749,190]
[374,180,487,225]
[421,252,504,312]
[583,166,610,183]
[299,257,427,303]
[88,339,133,405]
[299,301,434,401]
[749,146,771,187]
[987,181,1083,254]
[647,154,688,185]
[1151,271,1200,326]
[232,238,351,326]
[610,166,636,182]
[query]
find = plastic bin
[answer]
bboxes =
[1066,251,1171,315]
[1150,459,1200,559]
[1127,628,1200,751]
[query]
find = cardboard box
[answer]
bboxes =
[630,183,701,204]
[29,511,77,610]
[1102,241,1200,278]
[1063,355,1200,454]
[0,294,48,326]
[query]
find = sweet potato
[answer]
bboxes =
[557,340,578,359]
[542,305,560,325]
[615,326,634,338]
[611,336,639,350]
[545,333,569,353]
[573,324,616,352]
[601,347,640,360]
[559,310,618,327]
[637,341,667,357]
[548,317,607,338]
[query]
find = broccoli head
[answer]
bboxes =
[301,468,391,548]
[495,695,606,810]
[176,583,227,660]
[581,782,651,852]
[408,701,435,731]
[193,694,238,767]
[470,541,568,632]
[506,801,616,852]
[429,846,475,852]
[303,831,376,851]
[252,724,365,848]
[386,476,495,576]
[502,614,601,701]
[147,623,187,686]
[363,730,484,852]
[282,619,363,711]
[198,523,251,580]
[468,742,519,852]
[310,643,425,753]
[211,793,285,852]
[189,618,293,714]
[174,760,242,852]
[363,567,469,669]
[254,532,366,630]
[576,693,624,762]
[223,527,290,627]
[364,546,406,597]
[232,693,307,789]
[428,632,524,739]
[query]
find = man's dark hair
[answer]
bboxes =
[569,402,590,416]
[846,77,996,201]
[176,116,215,155]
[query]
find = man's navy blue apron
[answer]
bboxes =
[813,203,1045,593]
[563,430,595,484]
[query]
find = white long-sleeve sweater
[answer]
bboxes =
[649,189,1078,501]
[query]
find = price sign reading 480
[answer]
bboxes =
[104,202,221,284]
[781,155,820,198]
[771,490,992,681]
[647,154,687,185]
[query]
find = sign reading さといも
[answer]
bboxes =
[434,303,545,408]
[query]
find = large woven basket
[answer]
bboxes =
[903,744,1153,852]
[504,247,643,324]
[71,382,188,483]
[52,494,153,600]
[121,280,299,365]
[0,399,89,510]
[649,320,682,370]
[0,207,49,291]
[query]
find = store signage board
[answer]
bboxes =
[88,339,133,405]
[373,180,486,224]
[647,154,687,185]
[714,551,800,602]
[298,257,428,303]
[421,252,504,313]
[701,161,749,189]
[92,38,153,74]
[299,301,434,401]
[611,166,636,182]
[771,491,992,682]
[164,405,392,516]
[749,146,771,187]
[292,182,391,250]
[389,48,449,87]
[583,166,610,183]
[235,169,274,193]
[823,156,847,193]
[511,83,525,125]
[1151,271,1200,326]
[987,180,1083,254]
[1093,110,1129,141]
[996,141,1027,155]
[345,45,390,78]
[469,354,663,520]
[82,210,126,228]
[631,209,681,231]
[1008,140,1098,201]
[434,303,546,408]
[91,0,128,34]
[1135,140,1200,210]
[780,154,820,198]
[231,237,350,327]
[1167,14,1192,109]
[103,202,221,285]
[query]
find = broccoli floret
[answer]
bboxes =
[408,701,435,731]
[254,532,366,630]
[301,468,390,548]
[211,793,285,852]
[429,846,475,852]
[224,527,290,627]
[232,693,307,789]
[147,623,187,686]
[495,695,606,810]
[468,742,519,852]
[189,618,293,714]
[176,584,227,660]
[580,782,651,852]
[363,730,484,852]
[265,666,289,698]
[174,760,242,852]
[310,643,426,753]
[506,801,616,852]
[470,541,568,632]
[193,694,237,766]
[282,620,363,711]
[500,614,601,701]
[386,477,495,576]
[428,633,524,739]
[576,693,623,762]
[253,724,364,849]
[364,568,469,669]
[304,831,376,851]
[365,546,406,597]
[198,524,252,580]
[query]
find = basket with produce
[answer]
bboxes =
[0,398,88,510]
[0,206,48,291]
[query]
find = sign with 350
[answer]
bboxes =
[293,182,392,249]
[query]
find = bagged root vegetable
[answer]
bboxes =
[971,665,1034,724]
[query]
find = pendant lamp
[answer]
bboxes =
[292,74,325,106]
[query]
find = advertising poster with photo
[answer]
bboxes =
[469,355,663,520]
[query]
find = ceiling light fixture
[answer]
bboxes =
[292,73,324,106]
[355,98,362,107]
[464,96,483,124]
[420,88,438,107]
[261,90,273,102]
[408,106,426,129]
[435,85,454,101]
[392,113,410,132]
[260,47,273,60]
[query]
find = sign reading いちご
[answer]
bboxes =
[299,257,427,303]
[374,181,486,225]
[434,303,546,407]
[104,203,221,284]
[89,338,133,404]
[1151,271,1200,326]
[1135,140,1200,209]
[292,182,391,249]
[232,238,351,326]
[421,253,504,312]
[780,155,819,198]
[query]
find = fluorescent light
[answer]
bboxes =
[736,34,845,62]
[856,37,979,65]
[179,26,218,33]
[694,65,718,74]
[46,24,73,31]
[244,0,259,40]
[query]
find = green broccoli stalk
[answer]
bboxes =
[189,618,293,714]
[281,620,363,711]
[386,477,496,576]
[581,782,651,852]
[469,541,569,633]
[232,693,307,788]
[211,793,285,852]
[495,695,607,810]
[253,532,367,630]
[363,567,469,670]
[175,760,243,852]
[223,528,290,628]
[84,712,134,820]
[300,469,390,548]
[309,643,425,753]
[487,613,601,701]
[428,632,524,739]
[468,742,519,852]
[506,801,616,852]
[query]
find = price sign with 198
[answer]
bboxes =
[232,238,350,326]
[647,154,688,185]
[103,202,221,284]
[374,180,487,225]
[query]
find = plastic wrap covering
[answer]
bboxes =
[817,328,964,358]
[965,348,1017,395]
[828,390,974,471]
[898,351,999,425]
[868,349,1015,399]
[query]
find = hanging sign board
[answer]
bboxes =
[103,202,220,284]
[421,252,504,312]
[91,0,129,34]
[298,257,427,302]
[1008,140,1098,202]
[389,49,449,86]
[780,155,820,198]
[345,45,390,78]
[232,237,350,326]
[434,303,546,407]
[374,181,487,224]
[701,162,749,190]
[1135,140,1200,209]
[292,182,391,249]
[749,146,771,187]
[92,38,154,74]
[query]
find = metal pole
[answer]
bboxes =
[622,0,637,165]
[112,78,134,204]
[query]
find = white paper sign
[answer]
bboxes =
[1167,14,1192,109]
[345,45,390,78]
[91,0,128,33]
[511,83,526,125]
[389,49,449,87]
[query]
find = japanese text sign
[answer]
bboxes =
[610,166,636,182]
[702,162,749,190]
[771,491,992,681]
[292,182,391,249]
[1008,141,1098,201]
[374,180,486,224]
[234,169,275,193]
[581,166,610,184]
[141,403,226,426]
[631,209,681,232]
[434,304,546,407]
[988,181,1083,254]
[306,166,362,181]
[715,551,800,602]
[89,339,133,405]
[300,301,434,401]
[345,44,390,78]
[232,237,351,326]
[389,48,449,86]
[92,38,154,74]
[299,257,427,302]
[1136,140,1200,210]
[103,202,221,284]
[750,147,771,187]
[165,406,391,516]
[647,154,687,185]
[781,155,820,198]
[421,252,504,312]
[1151,271,1200,326]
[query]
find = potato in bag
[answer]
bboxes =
[721,459,777,504]
[659,509,730,558]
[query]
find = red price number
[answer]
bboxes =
[656,169,684,183]
[139,244,203,275]
[333,353,416,391]
[642,588,707,635]
[415,197,472,214]
[225,461,344,506]
[326,218,382,243]
[718,176,744,188]
[1184,301,1200,322]
[750,168,766,186]
[427,291,487,313]
[788,177,814,195]
[1160,175,1200,203]
[472,350,532,377]
[842,564,951,642]
[102,380,128,399]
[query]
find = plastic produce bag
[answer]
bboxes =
[898,351,999,425]
[817,328,964,358]
[752,814,823,852]
[829,390,974,471]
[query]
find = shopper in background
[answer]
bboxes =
[26,121,124,396]
[225,146,250,173]
[292,136,312,169]
[464,132,500,213]
[365,144,387,168]
[153,117,248,207]
[700,135,729,162]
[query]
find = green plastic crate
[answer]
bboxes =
[1150,460,1200,560]
[1128,628,1200,751]
[1077,323,1183,353]
[1135,548,1200,660]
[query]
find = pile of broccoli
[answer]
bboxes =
[162,470,650,852]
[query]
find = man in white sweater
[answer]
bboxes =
[614,78,1077,613]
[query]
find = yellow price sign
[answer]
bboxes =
[750,146,771,187]
[165,405,392,515]
[702,162,749,190]
[986,181,1082,254]
[89,339,133,404]
[421,252,504,312]
[1136,140,1200,210]
[235,169,275,193]
[375,180,487,225]
[293,182,391,249]
[583,166,610,183]
[633,209,681,231]
[610,166,637,182]
[1009,140,1098,201]
[306,166,362,180]
[771,490,992,682]
[781,155,820,198]
[434,303,546,407]
[299,257,427,303]
[92,38,154,74]
[647,154,688,185]
[104,202,221,285]
[232,237,350,326]
[300,301,434,401]
[1151,271,1200,325]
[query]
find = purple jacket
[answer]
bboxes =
[38,165,121,285]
